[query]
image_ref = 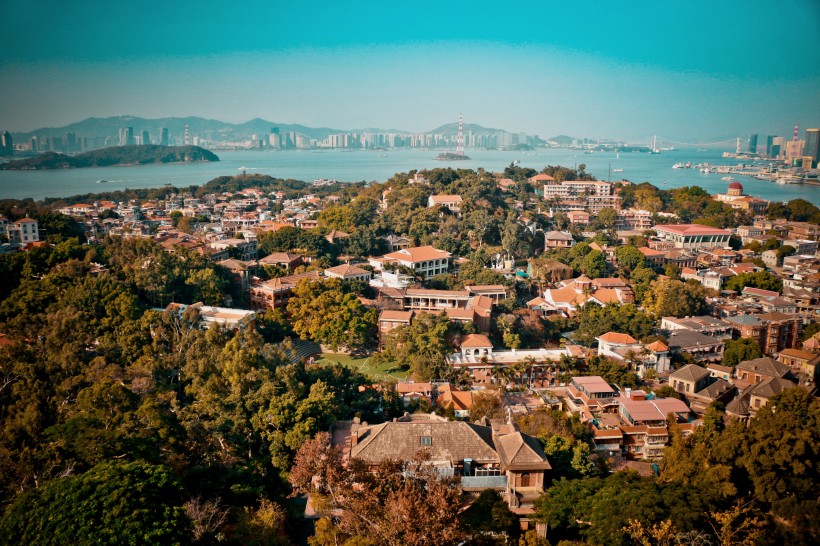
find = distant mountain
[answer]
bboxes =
[10,115,542,144]
[10,116,351,143]
[547,135,575,145]
[425,122,509,135]
[0,145,218,170]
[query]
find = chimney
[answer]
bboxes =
[350,429,359,446]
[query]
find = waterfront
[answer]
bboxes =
[1,148,818,205]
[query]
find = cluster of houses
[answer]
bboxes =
[5,171,819,532]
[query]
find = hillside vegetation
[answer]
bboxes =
[0,145,219,170]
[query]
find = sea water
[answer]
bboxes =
[0,148,818,205]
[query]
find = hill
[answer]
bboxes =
[0,145,219,170]
[10,115,362,144]
[547,135,575,145]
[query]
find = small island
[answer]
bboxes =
[0,145,219,170]
[435,152,471,161]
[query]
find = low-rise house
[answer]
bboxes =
[258,252,304,271]
[596,332,670,378]
[669,364,735,413]
[726,377,800,422]
[734,356,791,385]
[384,234,411,251]
[378,310,412,350]
[660,315,734,339]
[248,271,321,310]
[375,246,451,280]
[427,194,463,213]
[7,217,39,245]
[396,381,433,406]
[666,329,725,363]
[544,231,576,250]
[540,275,635,317]
[336,413,551,527]
[727,312,802,355]
[435,384,474,418]
[323,264,372,282]
[778,348,820,380]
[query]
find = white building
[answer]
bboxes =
[372,246,451,280]
[7,217,39,245]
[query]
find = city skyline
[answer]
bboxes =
[1,1,819,141]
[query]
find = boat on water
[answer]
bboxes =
[721,176,734,181]
[96,179,108,183]
[612,168,623,173]
[776,177,802,185]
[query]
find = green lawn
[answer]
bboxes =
[316,353,409,381]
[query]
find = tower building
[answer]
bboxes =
[805,128,819,166]
[748,134,758,154]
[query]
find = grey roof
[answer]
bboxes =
[695,378,734,400]
[726,393,751,416]
[670,364,711,383]
[726,315,761,326]
[544,231,575,241]
[748,377,796,399]
[351,420,499,465]
[495,432,552,471]
[667,330,723,350]
[736,357,790,379]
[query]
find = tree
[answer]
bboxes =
[0,461,191,545]
[288,279,377,351]
[381,312,464,381]
[615,245,646,275]
[724,271,782,293]
[642,279,707,318]
[580,250,606,278]
[291,435,469,546]
[595,207,617,230]
[470,391,503,420]
[575,303,655,346]
[721,338,762,368]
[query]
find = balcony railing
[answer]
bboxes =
[461,475,508,489]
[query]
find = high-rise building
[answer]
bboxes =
[141,130,150,146]
[0,131,13,156]
[804,128,819,166]
[119,127,134,146]
[748,134,758,154]
[772,136,786,159]
[160,127,169,146]
[30,136,39,153]
[63,132,79,152]
[785,139,806,164]
[765,135,775,157]
[183,125,190,146]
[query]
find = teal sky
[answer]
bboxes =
[1,1,818,141]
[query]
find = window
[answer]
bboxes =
[421,436,432,446]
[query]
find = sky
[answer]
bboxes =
[1,0,819,142]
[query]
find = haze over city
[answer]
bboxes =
[1,0,819,142]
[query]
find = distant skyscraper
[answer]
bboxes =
[785,139,805,164]
[748,133,758,154]
[30,136,39,153]
[804,128,819,165]
[0,131,13,156]
[183,125,190,146]
[160,127,169,146]
[119,127,134,146]
[141,130,150,146]
[765,135,775,157]
[63,131,79,152]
